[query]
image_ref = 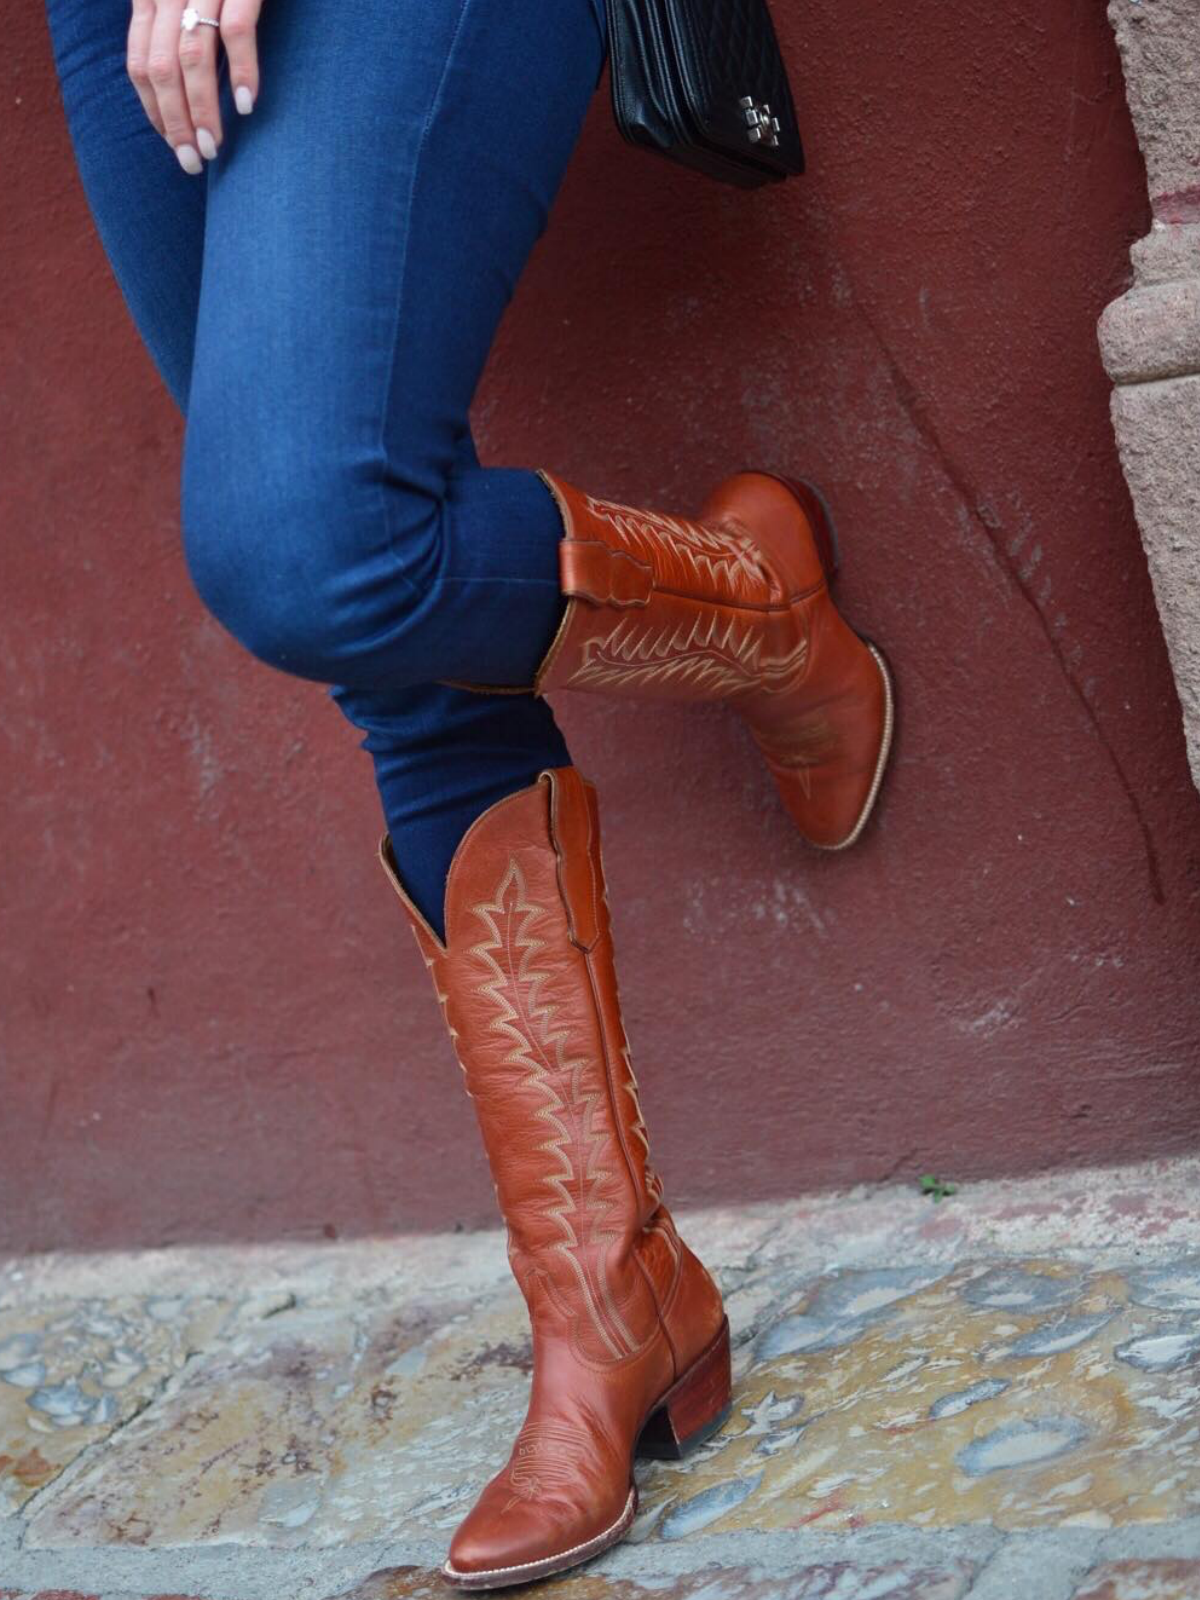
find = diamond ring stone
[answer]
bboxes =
[180,8,220,31]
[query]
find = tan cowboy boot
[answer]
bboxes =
[380,767,730,1590]
[535,472,894,850]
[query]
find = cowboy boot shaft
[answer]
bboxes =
[542,470,826,610]
[388,780,667,1363]
[537,474,820,706]
[536,471,894,851]
[381,772,717,1365]
[380,768,729,1587]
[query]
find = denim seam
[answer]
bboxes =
[373,0,476,600]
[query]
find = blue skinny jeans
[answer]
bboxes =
[45,0,608,936]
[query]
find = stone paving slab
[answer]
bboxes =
[23,1248,1200,1550]
[0,1591,105,1599]
[8,1157,1200,1315]
[634,1254,1200,1539]
[8,1555,1199,1600]
[329,1561,981,1598]
[1072,1559,1200,1598]
[0,1563,986,1600]
[0,1591,103,1599]
[22,1285,535,1550]
[4,1161,1200,1599]
[0,1293,290,1519]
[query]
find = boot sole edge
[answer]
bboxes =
[805,641,896,853]
[441,1485,637,1590]
[751,475,895,851]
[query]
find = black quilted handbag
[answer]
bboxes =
[605,0,804,189]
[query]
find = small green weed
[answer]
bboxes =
[919,1174,958,1202]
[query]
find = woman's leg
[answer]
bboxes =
[174,0,888,868]
[49,13,728,1588]
[44,0,203,408]
[177,0,605,931]
[330,425,568,937]
[44,0,582,936]
[180,0,607,692]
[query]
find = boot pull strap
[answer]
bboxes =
[560,540,653,608]
[547,768,603,952]
[539,467,653,609]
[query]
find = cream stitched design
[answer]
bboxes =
[566,613,807,699]
[585,494,773,597]
[413,937,471,1084]
[502,1420,591,1513]
[469,861,640,1363]
[618,1044,663,1209]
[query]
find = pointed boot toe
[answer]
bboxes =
[443,1481,637,1590]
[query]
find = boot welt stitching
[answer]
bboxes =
[442,1486,636,1581]
[810,641,895,853]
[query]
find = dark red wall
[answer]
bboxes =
[5,1,1199,1255]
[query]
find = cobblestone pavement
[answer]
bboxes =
[3,1158,1200,1600]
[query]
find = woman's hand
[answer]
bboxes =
[127,0,262,174]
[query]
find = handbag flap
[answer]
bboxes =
[664,0,803,175]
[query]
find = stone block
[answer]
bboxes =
[1107,0,1200,205]
[1108,373,1200,790]
[1100,2,1200,796]
[1073,1557,1200,1599]
[331,1563,976,1600]
[24,1285,533,1549]
[23,1252,1200,1550]
[1099,277,1200,385]
[0,1293,247,1516]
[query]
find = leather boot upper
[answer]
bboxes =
[536,472,893,850]
[380,768,725,1583]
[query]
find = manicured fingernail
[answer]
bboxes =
[234,85,254,114]
[176,143,203,174]
[196,127,217,160]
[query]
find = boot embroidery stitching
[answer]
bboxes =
[417,944,454,1035]
[414,938,469,1079]
[619,1043,663,1208]
[502,1421,592,1513]
[598,871,663,1209]
[567,613,808,699]
[585,494,773,596]
[469,861,640,1362]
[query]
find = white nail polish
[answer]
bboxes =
[196,127,217,160]
[234,85,254,114]
[176,144,203,175]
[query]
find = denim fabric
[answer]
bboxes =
[45,0,607,935]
